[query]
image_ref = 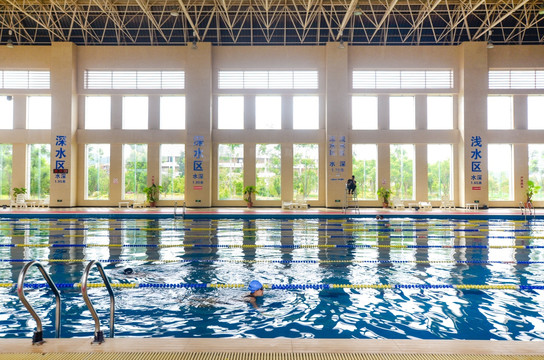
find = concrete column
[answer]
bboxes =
[185,42,212,207]
[459,42,488,206]
[415,144,428,201]
[325,42,349,207]
[49,42,78,207]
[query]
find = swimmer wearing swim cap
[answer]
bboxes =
[244,280,264,309]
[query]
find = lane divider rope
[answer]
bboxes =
[2,244,544,249]
[0,282,540,290]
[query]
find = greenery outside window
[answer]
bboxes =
[86,144,110,200]
[218,144,243,200]
[390,144,414,199]
[488,144,512,200]
[427,144,452,200]
[293,144,319,200]
[0,144,12,199]
[352,144,377,199]
[28,144,50,199]
[256,144,281,200]
[161,144,185,200]
[529,144,544,201]
[123,144,147,200]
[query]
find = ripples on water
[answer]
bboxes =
[1,217,544,339]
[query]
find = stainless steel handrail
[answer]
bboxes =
[17,260,62,344]
[81,260,115,343]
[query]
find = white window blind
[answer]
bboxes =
[0,70,50,89]
[85,70,185,89]
[353,70,453,89]
[489,70,544,89]
[218,70,318,89]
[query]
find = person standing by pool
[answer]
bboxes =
[244,280,264,309]
[346,175,357,195]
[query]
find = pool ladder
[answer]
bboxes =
[519,201,535,220]
[174,201,186,220]
[16,260,115,344]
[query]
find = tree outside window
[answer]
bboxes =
[390,144,414,199]
[529,144,544,201]
[28,144,50,199]
[427,144,452,200]
[218,144,243,200]
[488,144,512,200]
[352,144,377,199]
[293,144,318,200]
[256,144,281,200]
[0,144,12,199]
[161,144,185,200]
[123,144,147,200]
[86,144,110,200]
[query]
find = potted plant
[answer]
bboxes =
[12,187,27,199]
[143,183,163,207]
[377,187,392,208]
[526,180,541,205]
[243,185,258,208]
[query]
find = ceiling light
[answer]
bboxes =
[353,8,363,16]
[339,39,345,49]
[539,6,544,15]
[192,40,198,50]
[170,9,179,16]
[6,39,13,48]
[487,41,494,49]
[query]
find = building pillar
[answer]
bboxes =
[459,42,488,206]
[325,42,349,207]
[50,42,78,207]
[185,42,212,207]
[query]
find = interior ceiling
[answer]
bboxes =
[0,0,543,46]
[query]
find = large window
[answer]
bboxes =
[86,144,110,200]
[529,144,544,201]
[218,144,243,200]
[256,96,281,129]
[27,144,50,199]
[427,96,453,129]
[488,144,512,200]
[390,144,414,199]
[352,96,378,130]
[161,144,185,200]
[27,96,51,129]
[85,96,111,129]
[218,96,244,129]
[352,144,377,199]
[0,96,13,129]
[293,144,319,200]
[122,96,148,130]
[256,144,281,200]
[123,144,147,200]
[160,96,185,130]
[389,96,415,130]
[0,144,12,199]
[427,144,452,200]
[293,96,319,129]
[528,96,544,130]
[487,96,513,129]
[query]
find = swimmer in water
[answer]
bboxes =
[244,280,264,309]
[123,268,134,275]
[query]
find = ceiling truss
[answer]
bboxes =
[0,0,543,46]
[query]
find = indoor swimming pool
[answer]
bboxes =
[1,217,544,340]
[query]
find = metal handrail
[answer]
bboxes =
[81,260,115,343]
[183,201,186,219]
[17,261,61,344]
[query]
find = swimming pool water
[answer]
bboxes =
[1,217,544,340]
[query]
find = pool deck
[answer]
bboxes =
[0,205,540,220]
[1,205,544,357]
